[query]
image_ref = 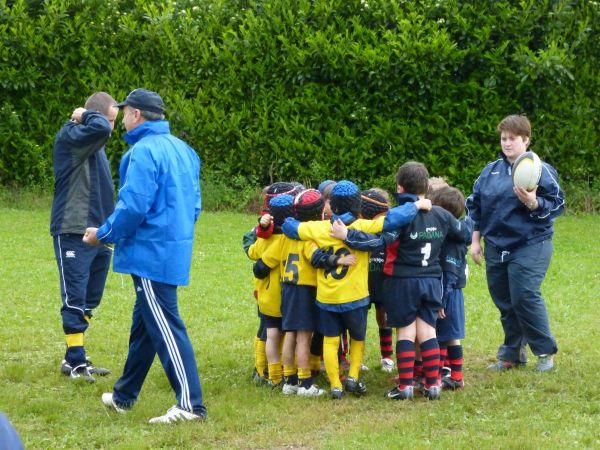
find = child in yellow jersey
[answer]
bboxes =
[247,194,295,387]
[256,189,355,397]
[282,180,432,399]
[243,182,302,384]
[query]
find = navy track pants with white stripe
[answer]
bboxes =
[112,275,206,415]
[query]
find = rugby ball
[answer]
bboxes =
[512,151,542,191]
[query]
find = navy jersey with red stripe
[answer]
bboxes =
[384,205,469,278]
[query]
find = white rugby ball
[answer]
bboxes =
[512,151,542,191]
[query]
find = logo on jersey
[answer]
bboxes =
[409,229,443,240]
[491,171,500,175]
[65,250,76,258]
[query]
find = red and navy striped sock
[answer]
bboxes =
[421,338,440,388]
[448,344,464,381]
[413,358,423,382]
[379,327,393,359]
[396,340,415,389]
[439,343,448,379]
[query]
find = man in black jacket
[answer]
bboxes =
[50,92,118,382]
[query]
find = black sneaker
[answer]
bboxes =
[61,358,110,377]
[423,384,442,400]
[442,376,464,390]
[330,387,344,400]
[385,385,414,400]
[344,377,367,396]
[86,359,110,376]
[70,364,95,383]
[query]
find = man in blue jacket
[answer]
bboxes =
[51,92,118,382]
[84,89,207,423]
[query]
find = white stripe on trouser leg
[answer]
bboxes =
[141,278,192,412]
[57,235,84,314]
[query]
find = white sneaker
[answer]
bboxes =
[148,405,206,424]
[360,363,370,371]
[282,383,299,395]
[297,384,325,397]
[101,393,126,413]
[380,358,394,373]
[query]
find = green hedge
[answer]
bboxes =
[1,0,598,210]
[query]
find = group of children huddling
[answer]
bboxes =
[243,161,473,400]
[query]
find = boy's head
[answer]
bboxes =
[360,188,390,219]
[428,185,465,219]
[427,176,449,196]
[261,182,303,214]
[268,194,295,226]
[395,162,429,196]
[330,180,361,217]
[497,114,531,140]
[294,189,324,222]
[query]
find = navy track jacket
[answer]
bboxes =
[466,153,565,251]
[50,111,115,236]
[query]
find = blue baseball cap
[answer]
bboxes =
[116,88,165,114]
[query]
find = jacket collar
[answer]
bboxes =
[393,192,418,205]
[124,120,170,145]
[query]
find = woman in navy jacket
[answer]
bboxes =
[466,114,564,372]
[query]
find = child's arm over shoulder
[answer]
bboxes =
[242,228,257,256]
[310,247,356,269]
[253,258,272,279]
[383,199,432,231]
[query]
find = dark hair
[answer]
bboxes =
[395,161,429,195]
[497,114,531,139]
[428,186,465,219]
[84,92,116,116]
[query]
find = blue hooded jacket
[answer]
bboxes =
[96,120,201,285]
[466,152,564,251]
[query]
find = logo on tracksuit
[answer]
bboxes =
[65,250,76,258]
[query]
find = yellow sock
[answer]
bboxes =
[268,362,283,385]
[255,338,267,377]
[65,333,84,347]
[298,367,311,383]
[348,339,365,380]
[323,336,342,389]
[283,364,297,378]
[309,353,321,372]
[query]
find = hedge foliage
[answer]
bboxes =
[1,0,599,206]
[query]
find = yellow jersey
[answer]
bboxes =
[297,216,385,305]
[247,233,286,317]
[261,236,318,287]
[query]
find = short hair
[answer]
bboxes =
[140,110,165,121]
[497,114,531,139]
[395,161,429,195]
[428,186,465,219]
[321,181,337,201]
[84,92,116,116]
[427,176,449,196]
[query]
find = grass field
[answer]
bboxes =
[0,205,599,449]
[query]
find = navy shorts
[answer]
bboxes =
[369,273,385,309]
[436,286,465,342]
[382,277,442,328]
[318,306,368,341]
[263,314,282,330]
[281,284,318,332]
[256,308,267,340]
